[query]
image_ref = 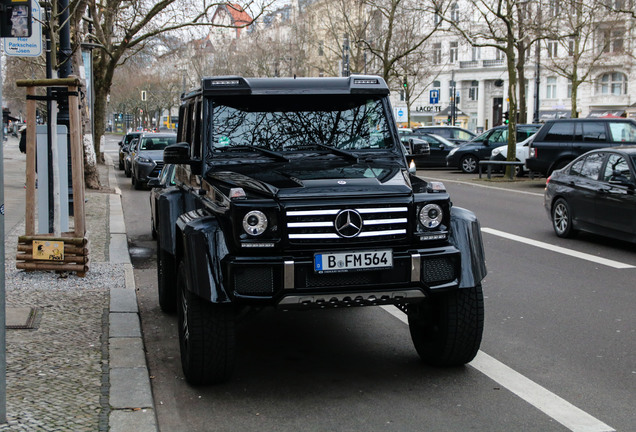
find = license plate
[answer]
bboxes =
[314,249,393,273]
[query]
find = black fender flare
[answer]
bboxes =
[176,210,232,303]
[449,207,487,288]
[157,187,199,256]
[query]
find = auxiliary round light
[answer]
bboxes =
[419,204,443,229]
[243,210,268,236]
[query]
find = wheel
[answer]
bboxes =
[125,162,131,178]
[408,285,484,366]
[156,238,176,313]
[551,198,576,238]
[460,155,478,174]
[177,262,236,385]
[133,173,143,190]
[118,158,124,170]
[515,163,525,177]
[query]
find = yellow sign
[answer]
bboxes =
[33,240,64,261]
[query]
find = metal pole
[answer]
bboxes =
[0,52,7,425]
[533,40,541,123]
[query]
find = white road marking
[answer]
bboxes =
[380,306,615,432]
[482,227,635,269]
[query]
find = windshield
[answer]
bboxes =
[210,95,393,153]
[140,136,176,151]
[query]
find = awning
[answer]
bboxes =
[539,110,571,120]
[587,109,626,118]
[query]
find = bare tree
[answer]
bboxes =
[443,0,554,179]
[542,0,630,117]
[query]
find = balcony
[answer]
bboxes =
[459,59,505,69]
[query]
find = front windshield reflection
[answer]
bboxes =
[211,95,393,153]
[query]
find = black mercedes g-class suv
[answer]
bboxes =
[155,75,487,385]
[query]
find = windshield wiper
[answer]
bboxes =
[311,142,359,162]
[217,145,289,162]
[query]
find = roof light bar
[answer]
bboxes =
[353,79,379,85]
[211,79,240,86]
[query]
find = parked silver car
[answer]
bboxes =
[130,133,177,189]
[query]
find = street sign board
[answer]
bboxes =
[429,89,439,104]
[3,0,41,57]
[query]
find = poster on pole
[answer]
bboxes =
[3,1,42,57]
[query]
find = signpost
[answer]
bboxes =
[2,0,40,57]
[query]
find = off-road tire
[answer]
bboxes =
[408,284,484,366]
[551,198,576,238]
[460,155,478,174]
[177,262,236,385]
[156,238,176,313]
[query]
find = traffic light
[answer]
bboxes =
[503,111,509,124]
[403,76,408,90]
[447,115,452,125]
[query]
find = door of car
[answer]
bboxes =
[596,153,636,236]
[567,152,605,229]
[418,134,452,166]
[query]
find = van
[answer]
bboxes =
[526,119,636,176]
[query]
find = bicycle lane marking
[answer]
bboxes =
[481,227,634,269]
[380,306,615,432]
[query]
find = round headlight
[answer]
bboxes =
[419,204,443,229]
[243,210,268,236]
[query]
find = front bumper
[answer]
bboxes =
[225,246,461,309]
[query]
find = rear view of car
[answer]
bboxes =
[527,119,636,176]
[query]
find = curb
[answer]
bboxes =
[106,155,158,431]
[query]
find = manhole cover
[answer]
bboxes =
[6,307,40,330]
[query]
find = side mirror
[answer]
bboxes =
[609,171,635,189]
[164,142,191,164]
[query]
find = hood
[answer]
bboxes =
[206,158,412,199]
[138,150,164,161]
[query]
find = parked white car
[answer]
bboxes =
[489,133,537,176]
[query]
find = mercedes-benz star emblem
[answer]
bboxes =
[334,209,363,238]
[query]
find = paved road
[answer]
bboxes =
[103,136,634,432]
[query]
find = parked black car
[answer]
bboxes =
[544,146,636,242]
[527,118,636,176]
[398,129,458,167]
[154,75,487,384]
[399,135,431,165]
[118,132,142,170]
[446,124,541,173]
[412,126,476,145]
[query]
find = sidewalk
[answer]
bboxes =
[1,136,157,431]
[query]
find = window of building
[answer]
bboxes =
[469,80,479,101]
[547,40,558,58]
[433,43,442,65]
[568,38,575,56]
[597,72,628,95]
[495,49,503,61]
[567,79,572,98]
[449,41,458,63]
[472,47,481,61]
[450,3,460,22]
[599,28,624,53]
[549,0,560,17]
[546,77,557,99]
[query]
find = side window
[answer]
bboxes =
[569,157,585,176]
[580,122,606,142]
[489,129,507,143]
[579,153,605,180]
[516,129,537,141]
[176,105,187,142]
[602,154,631,181]
[544,122,574,141]
[608,122,636,143]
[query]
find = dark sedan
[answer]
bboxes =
[544,146,636,242]
[131,133,177,189]
[399,135,430,164]
[118,132,142,170]
[402,132,458,167]
[446,124,541,173]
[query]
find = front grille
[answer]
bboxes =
[233,266,274,295]
[150,161,165,177]
[286,204,408,245]
[421,257,456,284]
[306,270,377,288]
